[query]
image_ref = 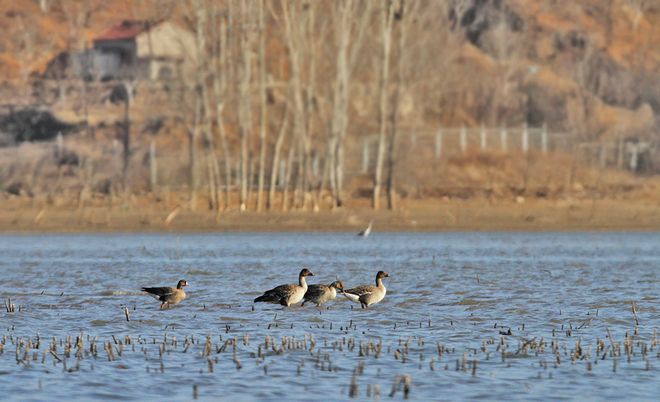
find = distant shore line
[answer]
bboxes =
[1,198,659,233]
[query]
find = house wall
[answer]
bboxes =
[92,39,151,79]
[68,22,196,81]
[148,59,182,80]
[135,22,196,61]
[94,39,137,65]
[136,22,196,81]
[91,51,120,79]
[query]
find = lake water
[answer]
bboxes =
[0,232,659,401]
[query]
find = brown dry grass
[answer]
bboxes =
[2,189,659,233]
[2,143,659,233]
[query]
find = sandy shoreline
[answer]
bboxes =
[1,198,659,233]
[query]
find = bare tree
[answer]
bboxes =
[193,0,222,212]
[373,0,396,210]
[386,0,412,210]
[188,86,202,210]
[211,5,233,211]
[256,0,268,212]
[281,0,312,210]
[238,0,255,211]
[268,100,289,210]
[328,0,372,208]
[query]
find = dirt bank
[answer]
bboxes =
[2,197,659,233]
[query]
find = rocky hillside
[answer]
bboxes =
[0,1,658,138]
[441,0,660,138]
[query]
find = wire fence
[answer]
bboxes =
[359,125,656,173]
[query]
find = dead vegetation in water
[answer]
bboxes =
[1,306,659,399]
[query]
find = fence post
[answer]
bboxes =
[460,125,467,154]
[541,123,548,154]
[149,139,158,191]
[629,144,638,171]
[480,124,486,150]
[522,123,529,153]
[362,137,369,173]
[500,126,507,152]
[617,136,624,169]
[435,129,443,158]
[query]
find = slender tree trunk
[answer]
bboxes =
[268,102,289,210]
[387,0,408,210]
[212,7,232,211]
[302,3,317,211]
[247,157,255,208]
[293,139,303,209]
[213,79,231,211]
[327,135,338,206]
[202,85,222,211]
[282,144,295,212]
[373,1,395,210]
[189,93,202,211]
[256,0,268,212]
[206,152,217,209]
[316,150,330,210]
[282,1,308,210]
[328,0,371,208]
[329,1,350,208]
[196,2,222,212]
[238,0,252,211]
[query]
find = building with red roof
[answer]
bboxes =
[44,20,195,82]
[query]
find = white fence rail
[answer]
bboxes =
[358,126,654,174]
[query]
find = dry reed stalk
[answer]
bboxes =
[349,374,358,398]
[631,301,639,326]
[4,298,16,313]
[34,208,46,224]
[164,205,181,226]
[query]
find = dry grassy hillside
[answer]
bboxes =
[0,0,658,221]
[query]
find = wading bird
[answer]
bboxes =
[142,279,188,309]
[254,268,314,307]
[357,220,373,237]
[302,280,344,307]
[344,271,389,308]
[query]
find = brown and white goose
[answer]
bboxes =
[142,279,188,309]
[302,280,344,307]
[343,271,389,308]
[254,268,314,307]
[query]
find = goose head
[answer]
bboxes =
[330,280,345,293]
[299,268,314,277]
[177,279,189,289]
[376,271,389,280]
